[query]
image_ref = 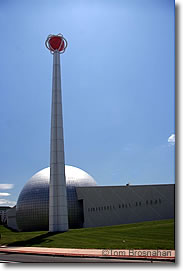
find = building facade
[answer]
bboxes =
[76,184,174,228]
[6,206,18,231]
[0,206,10,224]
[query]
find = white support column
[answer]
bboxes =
[49,50,69,232]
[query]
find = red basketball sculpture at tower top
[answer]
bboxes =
[45,34,67,53]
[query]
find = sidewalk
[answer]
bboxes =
[0,247,175,261]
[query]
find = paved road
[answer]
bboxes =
[0,253,173,263]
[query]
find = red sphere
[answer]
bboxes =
[48,36,65,51]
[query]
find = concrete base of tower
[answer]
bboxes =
[49,195,69,232]
[49,215,69,232]
[49,224,68,233]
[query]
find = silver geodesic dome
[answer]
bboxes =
[16,165,97,231]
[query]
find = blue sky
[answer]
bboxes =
[0,0,175,206]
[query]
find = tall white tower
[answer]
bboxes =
[45,34,68,232]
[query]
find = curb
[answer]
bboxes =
[0,248,175,262]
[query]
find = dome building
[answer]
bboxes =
[16,165,97,231]
[11,170,174,231]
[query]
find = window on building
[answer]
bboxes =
[159,198,161,204]
[136,202,138,206]
[146,200,148,205]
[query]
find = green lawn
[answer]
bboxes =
[0,219,174,250]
